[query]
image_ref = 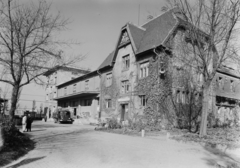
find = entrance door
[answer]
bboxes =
[74,108,77,116]
[121,104,128,121]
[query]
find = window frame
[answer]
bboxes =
[73,84,77,93]
[122,55,130,70]
[106,99,112,108]
[85,80,89,91]
[106,73,112,87]
[139,61,149,79]
[230,80,235,92]
[64,87,67,95]
[121,80,130,93]
[139,95,147,107]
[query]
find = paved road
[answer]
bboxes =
[4,121,240,168]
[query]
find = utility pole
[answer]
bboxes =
[138,4,140,26]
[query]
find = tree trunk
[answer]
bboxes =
[199,82,211,137]
[9,84,20,122]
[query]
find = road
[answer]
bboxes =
[4,121,240,168]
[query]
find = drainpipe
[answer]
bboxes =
[153,47,160,118]
[97,69,102,119]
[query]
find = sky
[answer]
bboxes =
[47,0,165,71]
[1,0,167,112]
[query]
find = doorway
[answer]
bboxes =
[74,108,77,116]
[121,104,128,122]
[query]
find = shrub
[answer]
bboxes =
[0,121,35,167]
[1,121,25,148]
[128,117,147,131]
[107,118,122,129]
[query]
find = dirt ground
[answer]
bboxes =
[4,121,240,168]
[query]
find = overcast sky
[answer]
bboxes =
[47,0,166,71]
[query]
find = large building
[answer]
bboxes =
[43,66,90,119]
[55,71,100,120]
[53,8,240,125]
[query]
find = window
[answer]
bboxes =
[82,99,91,106]
[218,77,224,90]
[176,90,180,103]
[181,91,186,104]
[54,92,57,98]
[85,80,89,90]
[197,73,203,84]
[122,80,130,93]
[106,99,112,108]
[139,95,147,106]
[185,91,190,104]
[54,76,57,84]
[73,84,77,93]
[122,55,130,70]
[139,61,149,78]
[230,80,235,92]
[64,87,67,95]
[106,73,112,87]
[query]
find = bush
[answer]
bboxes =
[107,118,122,129]
[1,121,25,148]
[0,121,35,167]
[127,116,148,131]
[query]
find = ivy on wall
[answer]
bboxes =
[135,51,174,130]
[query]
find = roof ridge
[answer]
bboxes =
[127,22,146,31]
[141,8,173,27]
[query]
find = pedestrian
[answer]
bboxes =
[22,113,27,132]
[26,113,33,132]
[44,115,47,122]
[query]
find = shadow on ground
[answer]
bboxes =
[6,156,45,168]
[202,144,240,168]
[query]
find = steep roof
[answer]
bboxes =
[137,8,179,53]
[98,7,184,70]
[127,23,145,51]
[97,51,115,70]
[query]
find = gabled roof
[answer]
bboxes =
[97,51,115,70]
[137,8,179,53]
[98,7,186,70]
[127,23,145,52]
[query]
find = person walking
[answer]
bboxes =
[22,113,27,132]
[26,113,33,132]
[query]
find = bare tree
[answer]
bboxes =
[163,0,240,136]
[0,0,84,122]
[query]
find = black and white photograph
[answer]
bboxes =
[0,0,240,167]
